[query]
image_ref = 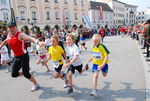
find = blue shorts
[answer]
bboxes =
[92,64,108,73]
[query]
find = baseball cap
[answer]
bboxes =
[7,22,17,27]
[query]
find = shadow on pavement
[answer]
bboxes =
[38,81,146,101]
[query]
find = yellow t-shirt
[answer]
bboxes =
[48,45,64,64]
[92,44,109,65]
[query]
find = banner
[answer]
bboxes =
[99,6,103,20]
[82,14,92,29]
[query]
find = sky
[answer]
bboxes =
[119,0,150,11]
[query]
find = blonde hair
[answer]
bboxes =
[66,34,75,40]
[50,35,59,42]
[92,34,101,40]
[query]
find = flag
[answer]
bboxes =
[82,14,92,29]
[62,6,66,29]
[99,6,103,20]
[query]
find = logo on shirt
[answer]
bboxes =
[93,52,102,60]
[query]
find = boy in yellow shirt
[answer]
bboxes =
[87,34,110,96]
[46,36,69,88]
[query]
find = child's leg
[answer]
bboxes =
[68,71,73,88]
[36,57,41,64]
[53,72,63,79]
[93,71,99,90]
[102,64,108,77]
[81,64,89,73]
[43,59,50,71]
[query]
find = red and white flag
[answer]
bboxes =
[62,7,66,28]
[99,6,103,20]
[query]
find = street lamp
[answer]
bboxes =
[27,18,36,33]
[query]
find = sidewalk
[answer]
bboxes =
[136,42,150,101]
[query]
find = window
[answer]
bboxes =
[45,0,49,2]
[54,0,59,3]
[31,0,35,1]
[46,12,50,20]
[64,0,68,4]
[139,17,141,19]
[55,11,59,20]
[65,11,68,19]
[81,0,84,6]
[142,16,144,19]
[3,13,8,21]
[32,11,36,20]
[142,12,144,14]
[20,11,25,20]
[1,0,7,5]
[74,0,77,5]
[74,13,77,20]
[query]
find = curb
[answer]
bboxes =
[136,44,150,101]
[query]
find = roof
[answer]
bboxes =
[113,0,126,4]
[90,1,113,12]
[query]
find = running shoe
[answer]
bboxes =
[67,87,73,94]
[90,89,97,96]
[30,84,40,92]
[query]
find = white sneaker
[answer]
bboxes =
[6,68,10,73]
[64,83,69,88]
[90,90,97,96]
[30,84,40,92]
[63,73,69,88]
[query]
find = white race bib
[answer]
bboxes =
[53,61,59,68]
[93,52,102,60]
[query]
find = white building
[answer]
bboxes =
[96,0,125,26]
[11,0,89,30]
[125,4,137,26]
[89,1,114,28]
[136,7,150,24]
[0,0,11,25]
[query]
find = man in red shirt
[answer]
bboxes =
[120,27,125,37]
[0,22,40,92]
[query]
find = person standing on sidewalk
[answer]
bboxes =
[0,22,40,92]
[142,19,150,59]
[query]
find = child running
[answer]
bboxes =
[46,36,69,87]
[0,38,11,72]
[36,38,50,72]
[87,34,110,96]
[79,34,87,53]
[63,34,89,94]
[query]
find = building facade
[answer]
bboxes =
[125,4,137,26]
[96,0,125,26]
[0,0,11,25]
[89,1,114,29]
[136,7,150,24]
[11,0,89,30]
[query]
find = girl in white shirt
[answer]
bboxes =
[36,38,50,72]
[0,38,10,72]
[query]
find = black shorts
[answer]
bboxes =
[68,64,83,74]
[81,42,85,46]
[55,64,63,73]
[11,53,31,79]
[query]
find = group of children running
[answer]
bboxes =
[0,32,110,96]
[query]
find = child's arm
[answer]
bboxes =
[62,52,69,63]
[87,56,94,64]
[0,39,7,49]
[45,54,51,63]
[98,55,108,70]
